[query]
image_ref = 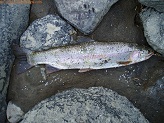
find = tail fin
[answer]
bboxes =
[16,60,33,74]
[12,44,33,74]
[12,44,26,57]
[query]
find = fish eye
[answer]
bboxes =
[139,51,144,57]
[148,49,152,54]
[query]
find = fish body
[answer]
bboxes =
[26,42,153,71]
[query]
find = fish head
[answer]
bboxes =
[130,48,154,63]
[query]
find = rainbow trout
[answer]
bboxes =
[24,42,153,73]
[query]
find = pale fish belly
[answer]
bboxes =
[54,51,133,69]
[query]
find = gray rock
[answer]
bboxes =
[146,76,164,98]
[54,0,119,34]
[20,15,77,51]
[21,87,149,123]
[0,94,6,123]
[0,3,30,122]
[7,101,24,123]
[140,8,164,55]
[138,0,164,12]
[0,4,30,44]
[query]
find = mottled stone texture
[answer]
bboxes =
[54,0,118,34]
[7,101,24,123]
[21,87,149,123]
[140,8,164,56]
[20,15,76,51]
[139,0,164,12]
[146,76,164,101]
[0,94,6,123]
[0,4,30,122]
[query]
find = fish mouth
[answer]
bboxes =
[146,52,154,59]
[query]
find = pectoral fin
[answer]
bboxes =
[46,64,61,74]
[78,68,93,73]
[117,61,132,65]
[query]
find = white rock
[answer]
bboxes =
[7,101,24,123]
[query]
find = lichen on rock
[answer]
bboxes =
[21,87,149,123]
[20,15,77,51]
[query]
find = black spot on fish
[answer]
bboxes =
[104,60,108,63]
[92,8,95,13]
[89,9,91,14]
[94,62,98,65]
[84,4,87,9]
[99,58,111,66]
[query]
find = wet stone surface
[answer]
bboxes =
[30,0,57,22]
[54,0,118,34]
[21,87,149,123]
[88,0,147,45]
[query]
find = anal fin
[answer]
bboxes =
[46,64,60,74]
[78,68,93,73]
